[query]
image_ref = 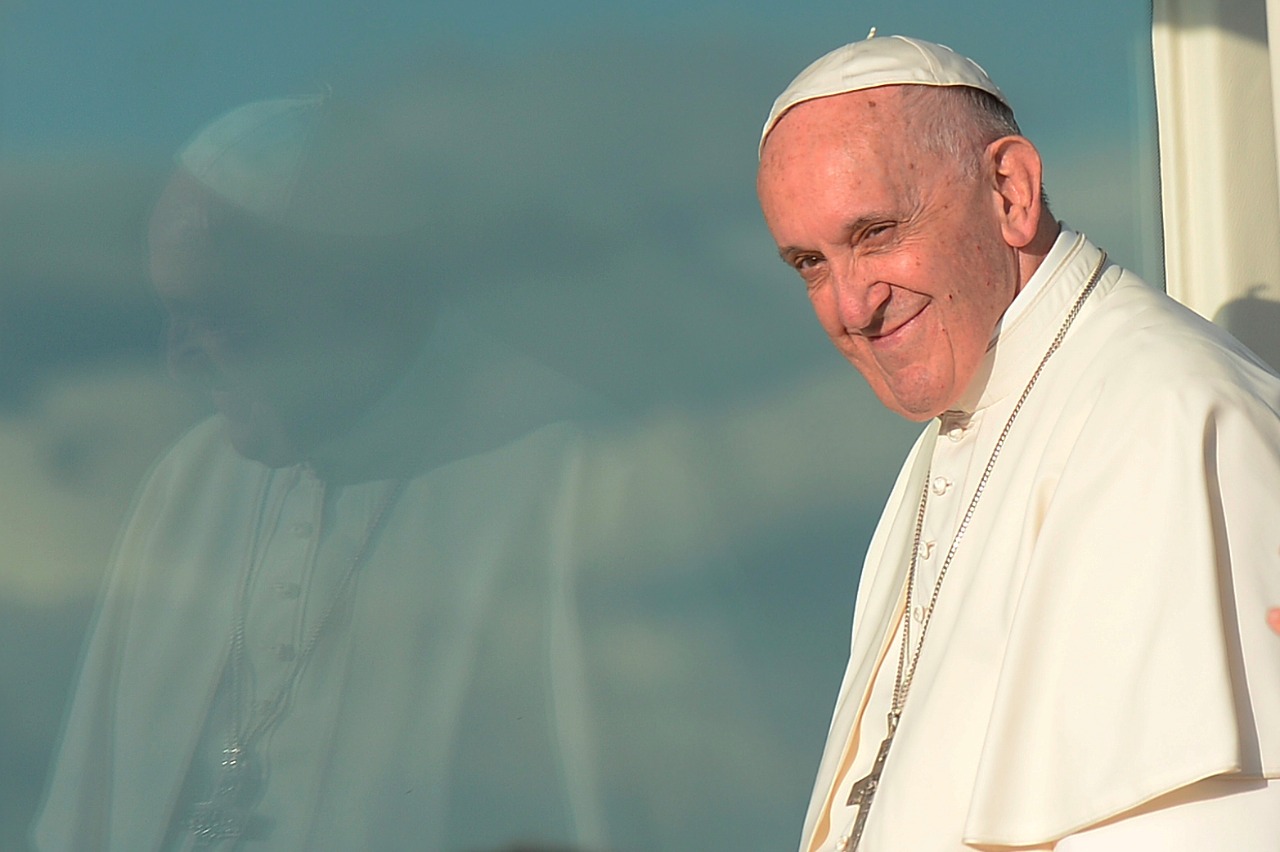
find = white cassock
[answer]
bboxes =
[32,314,614,852]
[804,230,1280,851]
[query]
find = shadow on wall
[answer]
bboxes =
[1152,0,1268,43]
[1214,286,1280,374]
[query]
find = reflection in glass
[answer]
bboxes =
[30,88,815,851]
[37,94,618,850]
[3,4,1165,851]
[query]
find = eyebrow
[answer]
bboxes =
[774,214,894,264]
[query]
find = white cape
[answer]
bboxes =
[803,232,1280,850]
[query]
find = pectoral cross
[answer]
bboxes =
[188,744,254,846]
[838,715,897,852]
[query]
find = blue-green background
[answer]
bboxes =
[0,2,1159,848]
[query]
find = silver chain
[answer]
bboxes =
[891,250,1108,722]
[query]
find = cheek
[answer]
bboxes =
[807,287,888,371]
[839,340,881,381]
[931,287,1007,391]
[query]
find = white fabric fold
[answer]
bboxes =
[800,231,1280,851]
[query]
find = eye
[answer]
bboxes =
[777,248,827,286]
[860,222,896,243]
[787,253,824,278]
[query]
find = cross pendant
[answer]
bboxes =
[839,717,897,852]
[188,744,251,845]
[188,797,247,846]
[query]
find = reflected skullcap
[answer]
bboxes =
[175,93,423,236]
[759,30,1009,156]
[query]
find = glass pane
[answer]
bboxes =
[1,2,1160,850]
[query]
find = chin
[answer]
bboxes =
[892,405,943,423]
[872,386,951,422]
[223,417,305,468]
[872,367,964,421]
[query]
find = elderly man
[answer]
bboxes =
[757,33,1280,852]
[33,95,610,851]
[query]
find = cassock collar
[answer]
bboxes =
[947,227,1101,416]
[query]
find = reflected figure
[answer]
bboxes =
[34,95,609,851]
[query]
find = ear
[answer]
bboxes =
[985,135,1044,249]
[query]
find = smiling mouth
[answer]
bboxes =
[866,303,928,345]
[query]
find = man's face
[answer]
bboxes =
[757,88,1020,421]
[148,173,415,467]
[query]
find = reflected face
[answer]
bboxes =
[148,173,416,467]
[757,88,1019,421]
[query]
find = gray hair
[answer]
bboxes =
[901,85,1022,176]
[900,85,1050,210]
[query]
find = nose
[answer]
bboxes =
[830,258,892,335]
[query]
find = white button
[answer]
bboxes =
[947,426,965,442]
[931,476,951,496]
[921,540,936,560]
[912,605,925,622]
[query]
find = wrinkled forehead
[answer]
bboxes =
[755,86,928,206]
[147,170,283,271]
[147,170,312,301]
[147,173,259,308]
[755,87,954,246]
[148,166,416,313]
[759,85,909,161]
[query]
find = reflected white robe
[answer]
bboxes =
[802,231,1280,851]
[35,312,803,852]
[33,317,609,852]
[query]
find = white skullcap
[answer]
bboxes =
[177,95,326,225]
[174,93,423,236]
[759,31,1009,156]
